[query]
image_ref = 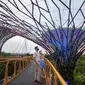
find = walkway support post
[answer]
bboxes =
[53,73,57,85]
[23,61,24,69]
[4,60,10,85]
[18,60,21,72]
[13,61,16,78]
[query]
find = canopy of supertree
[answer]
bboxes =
[0,0,85,57]
[44,28,85,62]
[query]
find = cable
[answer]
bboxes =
[13,37,24,53]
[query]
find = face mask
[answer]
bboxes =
[37,48,39,51]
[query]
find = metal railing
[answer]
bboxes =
[0,57,30,85]
[0,57,67,85]
[44,58,67,85]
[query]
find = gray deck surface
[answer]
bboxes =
[7,60,45,85]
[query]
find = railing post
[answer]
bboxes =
[19,60,21,72]
[24,61,26,67]
[4,61,10,85]
[13,61,16,78]
[26,61,27,67]
[45,67,50,85]
[49,66,53,85]
[53,73,57,85]
[26,59,29,66]
[23,61,24,69]
[46,77,50,85]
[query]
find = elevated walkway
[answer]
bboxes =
[7,60,45,85]
[0,57,67,85]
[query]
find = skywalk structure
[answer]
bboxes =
[0,0,85,84]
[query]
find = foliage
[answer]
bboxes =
[26,53,31,56]
[29,56,33,60]
[0,62,6,80]
[73,56,85,85]
[45,54,56,68]
[0,51,11,57]
[46,55,85,85]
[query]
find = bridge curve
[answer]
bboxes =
[7,60,45,85]
[0,57,67,85]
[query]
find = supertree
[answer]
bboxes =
[0,0,85,84]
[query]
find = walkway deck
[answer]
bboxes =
[7,60,45,85]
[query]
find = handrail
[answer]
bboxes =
[0,57,30,85]
[0,57,67,85]
[44,58,67,85]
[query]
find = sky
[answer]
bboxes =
[1,0,84,28]
[2,36,46,54]
[1,0,85,54]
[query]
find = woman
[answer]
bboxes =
[39,51,46,79]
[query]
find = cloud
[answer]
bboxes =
[2,36,45,54]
